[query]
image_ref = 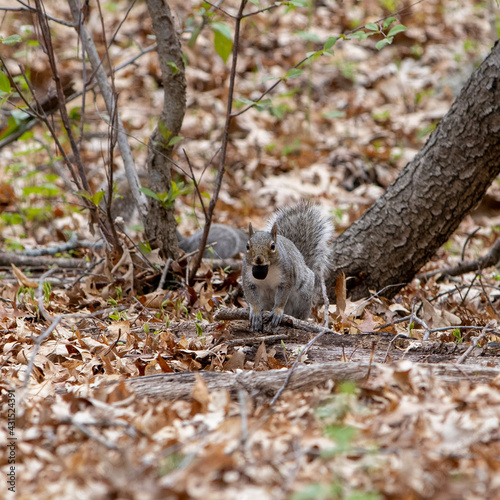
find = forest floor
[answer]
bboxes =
[1,0,500,498]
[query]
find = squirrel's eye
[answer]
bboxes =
[270,242,276,251]
[246,242,250,250]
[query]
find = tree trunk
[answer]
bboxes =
[144,0,186,259]
[327,40,500,300]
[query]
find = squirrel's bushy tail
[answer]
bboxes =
[266,200,334,279]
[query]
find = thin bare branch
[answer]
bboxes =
[189,0,248,280]
[7,0,74,26]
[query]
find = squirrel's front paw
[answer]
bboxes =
[269,307,284,328]
[249,309,263,331]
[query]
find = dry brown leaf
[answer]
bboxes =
[224,348,245,370]
[11,264,39,288]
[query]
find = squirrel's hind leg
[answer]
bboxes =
[320,277,329,327]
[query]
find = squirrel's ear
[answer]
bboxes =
[248,222,254,237]
[271,222,278,240]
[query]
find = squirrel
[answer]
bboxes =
[177,224,247,259]
[242,201,334,331]
[104,173,247,258]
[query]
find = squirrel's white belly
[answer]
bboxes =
[250,265,282,310]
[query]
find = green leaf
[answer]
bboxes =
[376,37,393,50]
[365,22,379,31]
[76,190,92,201]
[212,22,232,39]
[23,185,60,197]
[387,24,407,37]
[76,188,104,206]
[288,0,307,6]
[0,71,11,94]
[139,240,152,254]
[1,34,22,46]
[158,120,172,142]
[383,17,397,29]
[248,0,259,5]
[201,192,210,199]
[195,322,203,337]
[235,96,255,106]
[213,28,233,63]
[323,36,339,51]
[262,75,280,82]
[168,135,183,147]
[284,68,303,80]
[323,109,346,119]
[166,61,179,75]
[347,31,369,41]
[296,30,321,43]
[306,51,320,59]
[255,99,272,111]
[91,190,105,206]
[140,187,163,202]
[69,106,82,120]
[11,109,30,123]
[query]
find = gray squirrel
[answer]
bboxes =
[177,224,247,259]
[242,201,334,331]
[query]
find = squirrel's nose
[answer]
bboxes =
[255,256,264,265]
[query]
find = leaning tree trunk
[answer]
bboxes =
[143,0,186,259]
[327,39,500,300]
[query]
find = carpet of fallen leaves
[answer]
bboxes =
[1,0,500,498]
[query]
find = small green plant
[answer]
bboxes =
[157,452,185,476]
[17,286,38,316]
[452,328,463,344]
[294,381,381,500]
[77,189,105,207]
[108,298,128,321]
[140,180,192,209]
[43,280,52,306]
[282,138,301,156]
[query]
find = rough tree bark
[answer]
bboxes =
[327,40,500,300]
[144,0,186,259]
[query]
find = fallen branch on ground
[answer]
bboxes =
[417,236,500,281]
[214,307,342,335]
[125,361,500,400]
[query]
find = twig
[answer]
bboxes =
[455,323,491,364]
[461,227,481,261]
[67,0,148,219]
[383,333,406,363]
[22,315,62,390]
[458,273,479,309]
[222,334,288,347]
[113,43,158,72]
[0,252,86,269]
[202,0,236,19]
[189,0,248,281]
[241,4,279,18]
[18,233,78,256]
[108,0,137,48]
[238,389,249,450]
[350,283,407,317]
[157,257,172,291]
[183,149,208,220]
[68,419,120,450]
[417,236,500,281]
[230,0,423,121]
[214,307,342,336]
[36,267,57,322]
[269,328,332,406]
[4,1,74,26]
